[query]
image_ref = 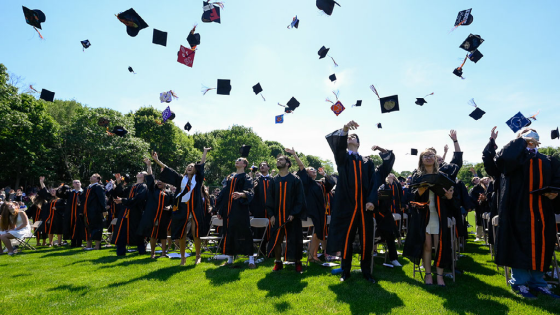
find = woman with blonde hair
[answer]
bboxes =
[38,177,66,246]
[0,202,31,255]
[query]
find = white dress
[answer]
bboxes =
[426,190,440,235]
[5,213,31,239]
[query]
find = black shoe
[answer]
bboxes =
[364,275,376,284]
[340,272,351,282]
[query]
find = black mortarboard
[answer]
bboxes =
[506,112,531,133]
[552,127,559,140]
[111,126,128,137]
[116,8,149,37]
[98,117,109,127]
[316,0,341,16]
[287,97,300,111]
[239,145,251,158]
[398,176,405,182]
[123,174,132,184]
[453,68,463,78]
[22,6,46,29]
[329,74,337,82]
[380,95,399,114]
[184,122,192,132]
[217,79,231,95]
[455,9,473,26]
[187,30,201,48]
[152,29,167,46]
[202,1,221,24]
[56,185,70,199]
[415,98,427,106]
[377,123,382,129]
[469,107,486,120]
[285,108,293,114]
[355,100,362,107]
[468,50,483,63]
[253,83,263,95]
[81,40,91,49]
[411,148,418,155]
[168,112,176,121]
[318,46,330,59]
[459,34,484,52]
[40,89,55,102]
[128,66,135,73]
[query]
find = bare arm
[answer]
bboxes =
[151,151,167,169]
[442,145,449,162]
[285,147,304,171]
[144,158,152,175]
[371,145,388,154]
[201,147,211,164]
[39,176,46,190]
[450,130,461,152]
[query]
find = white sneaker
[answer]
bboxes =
[474,238,481,242]
[391,259,402,267]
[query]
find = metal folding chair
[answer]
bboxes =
[301,218,314,266]
[199,217,224,257]
[13,221,42,251]
[102,218,118,246]
[250,218,269,258]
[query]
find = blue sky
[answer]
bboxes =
[1,1,559,172]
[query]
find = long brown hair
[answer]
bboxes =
[0,202,17,231]
[417,149,439,175]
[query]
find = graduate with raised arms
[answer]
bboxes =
[81,174,106,251]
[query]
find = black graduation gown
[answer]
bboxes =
[137,175,172,239]
[265,173,306,261]
[160,164,207,240]
[63,189,84,240]
[376,183,399,234]
[38,188,65,235]
[492,138,560,271]
[217,173,254,256]
[324,129,395,256]
[297,169,334,241]
[453,180,472,238]
[250,175,272,218]
[111,182,147,245]
[81,183,106,241]
[469,184,486,227]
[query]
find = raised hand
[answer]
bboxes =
[490,127,499,140]
[203,147,212,152]
[39,176,45,183]
[371,145,379,151]
[143,158,151,165]
[318,167,326,177]
[344,120,359,131]
[151,151,159,161]
[444,144,449,153]
[285,147,296,155]
[449,130,458,141]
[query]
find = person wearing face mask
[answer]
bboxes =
[153,148,210,266]
[483,127,560,299]
[0,202,31,255]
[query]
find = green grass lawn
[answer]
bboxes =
[1,213,559,314]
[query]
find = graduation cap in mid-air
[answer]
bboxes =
[411,149,418,156]
[81,40,91,51]
[326,91,345,116]
[415,92,434,106]
[97,117,110,127]
[453,55,468,79]
[22,6,46,38]
[275,115,284,124]
[110,126,128,137]
[377,123,382,129]
[187,25,201,48]
[278,97,300,113]
[316,0,340,16]
[184,122,192,132]
[468,50,483,63]
[160,91,178,103]
[202,1,223,23]
[116,8,148,37]
[329,74,337,82]
[318,46,338,66]
[128,66,136,74]
[39,89,55,102]
[552,127,559,140]
[152,29,167,46]
[202,79,231,95]
[506,112,532,133]
[371,85,399,114]
[252,83,265,101]
[177,45,196,68]
[353,100,362,107]
[239,145,251,158]
[454,9,473,27]
[162,106,174,123]
[287,16,299,29]
[459,34,484,52]
[467,99,485,120]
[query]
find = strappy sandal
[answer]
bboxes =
[436,274,446,287]
[424,272,433,285]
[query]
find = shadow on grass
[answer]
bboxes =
[256,265,309,298]
[40,249,86,258]
[204,262,247,286]
[48,284,90,297]
[107,265,188,289]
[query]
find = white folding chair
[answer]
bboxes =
[301,218,314,266]
[199,217,224,256]
[482,212,490,246]
[448,217,456,283]
[13,221,42,251]
[393,213,402,248]
[250,218,269,258]
[401,213,408,238]
[102,218,118,245]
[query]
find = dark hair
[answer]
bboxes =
[277,155,292,168]
[259,161,269,168]
[349,133,360,143]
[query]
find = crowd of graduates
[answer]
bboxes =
[1,121,559,300]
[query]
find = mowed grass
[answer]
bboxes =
[1,213,559,315]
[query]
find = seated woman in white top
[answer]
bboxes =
[0,202,31,255]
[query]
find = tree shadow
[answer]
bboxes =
[107,265,188,289]
[47,284,90,297]
[204,263,246,286]
[40,249,86,258]
[96,257,153,270]
[256,267,309,298]
[273,301,291,312]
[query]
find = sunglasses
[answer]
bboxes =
[422,155,436,159]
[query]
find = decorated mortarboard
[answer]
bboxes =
[468,50,483,63]
[552,127,559,140]
[187,25,201,48]
[316,0,340,16]
[467,99,485,120]
[454,9,473,27]
[160,91,178,103]
[116,8,149,37]
[353,100,362,107]
[326,91,345,116]
[415,92,433,106]
[97,117,110,127]
[152,29,168,46]
[177,45,196,68]
[377,123,382,129]
[506,112,532,133]
[329,74,337,82]
[253,83,265,101]
[110,126,128,137]
[184,122,192,132]
[287,16,299,29]
[202,79,231,95]
[239,145,251,158]
[411,148,418,155]
[128,66,136,74]
[39,89,55,102]
[284,108,293,114]
[318,46,338,66]
[453,55,468,79]
[371,85,399,114]
[162,106,173,123]
[459,34,484,52]
[275,114,284,124]
[202,1,223,24]
[22,6,46,38]
[81,40,91,51]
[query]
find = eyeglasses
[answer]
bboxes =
[236,158,243,162]
[422,155,435,159]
